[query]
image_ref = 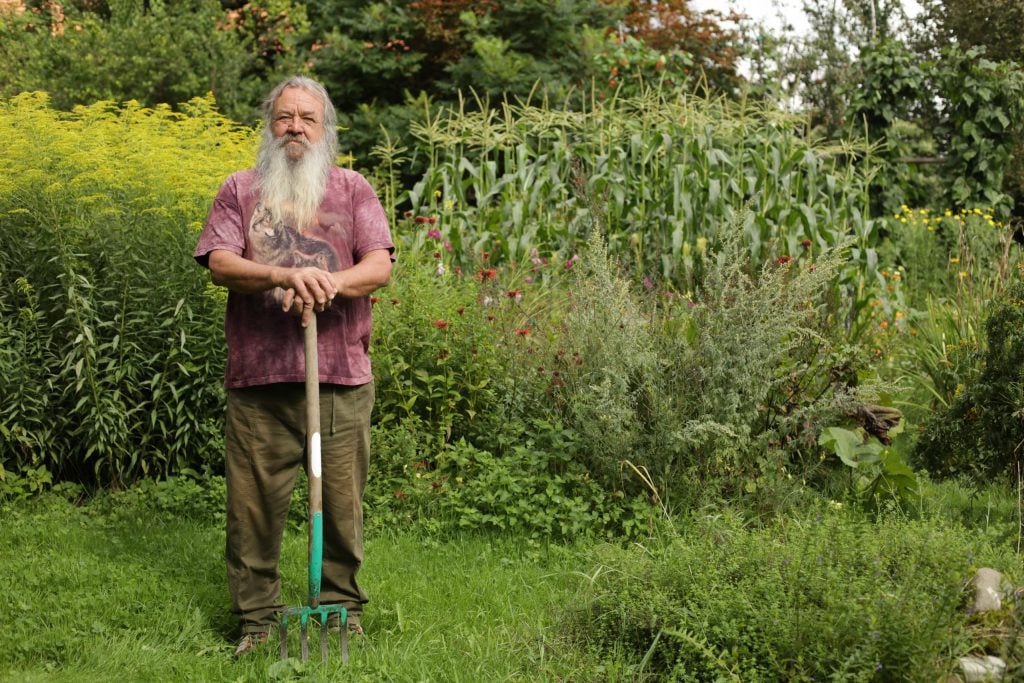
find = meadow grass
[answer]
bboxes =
[1,478,1020,682]
[0,493,608,682]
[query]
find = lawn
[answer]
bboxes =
[1,479,1020,682]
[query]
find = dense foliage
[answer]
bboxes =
[2,4,1023,679]
[0,92,254,485]
[571,503,1021,680]
[0,91,904,519]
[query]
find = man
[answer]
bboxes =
[194,75,394,657]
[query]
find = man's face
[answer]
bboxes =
[270,87,325,161]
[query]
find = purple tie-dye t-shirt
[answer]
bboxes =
[195,167,394,389]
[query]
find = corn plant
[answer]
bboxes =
[391,86,880,314]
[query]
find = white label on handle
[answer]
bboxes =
[311,432,322,478]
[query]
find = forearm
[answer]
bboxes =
[208,250,286,293]
[331,249,393,299]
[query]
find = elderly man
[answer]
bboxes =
[194,75,394,656]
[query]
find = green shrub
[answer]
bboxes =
[0,0,310,122]
[567,505,1016,681]
[0,93,254,485]
[367,417,659,541]
[915,265,1024,479]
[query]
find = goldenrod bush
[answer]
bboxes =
[0,92,255,485]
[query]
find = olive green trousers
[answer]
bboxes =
[224,382,373,635]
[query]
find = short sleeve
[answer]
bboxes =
[350,174,396,262]
[194,174,247,268]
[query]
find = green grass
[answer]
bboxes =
[1,481,1020,682]
[0,494,606,682]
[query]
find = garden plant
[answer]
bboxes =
[2,2,1024,677]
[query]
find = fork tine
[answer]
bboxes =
[340,626,349,664]
[300,624,309,662]
[279,621,289,660]
[320,621,329,661]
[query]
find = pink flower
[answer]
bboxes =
[427,229,442,240]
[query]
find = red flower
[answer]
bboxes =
[370,296,380,305]
[456,306,465,315]
[433,320,449,329]
[506,290,522,301]
[774,255,793,265]
[477,268,497,281]
[390,298,400,306]
[516,327,530,336]
[801,239,812,249]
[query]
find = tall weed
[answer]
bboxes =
[0,93,252,484]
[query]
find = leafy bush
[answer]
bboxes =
[0,92,255,485]
[915,265,1024,479]
[0,0,297,122]
[367,418,658,541]
[567,505,1016,681]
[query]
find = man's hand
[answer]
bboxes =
[207,248,390,327]
[278,266,337,327]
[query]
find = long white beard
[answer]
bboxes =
[255,132,333,231]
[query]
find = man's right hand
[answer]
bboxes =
[278,267,337,327]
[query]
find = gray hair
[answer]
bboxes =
[261,75,338,157]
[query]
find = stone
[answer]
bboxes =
[972,568,1005,613]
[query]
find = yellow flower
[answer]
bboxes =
[949,257,960,264]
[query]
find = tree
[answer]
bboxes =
[619,0,743,94]
[0,0,310,122]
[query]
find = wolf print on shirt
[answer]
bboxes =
[248,203,340,308]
